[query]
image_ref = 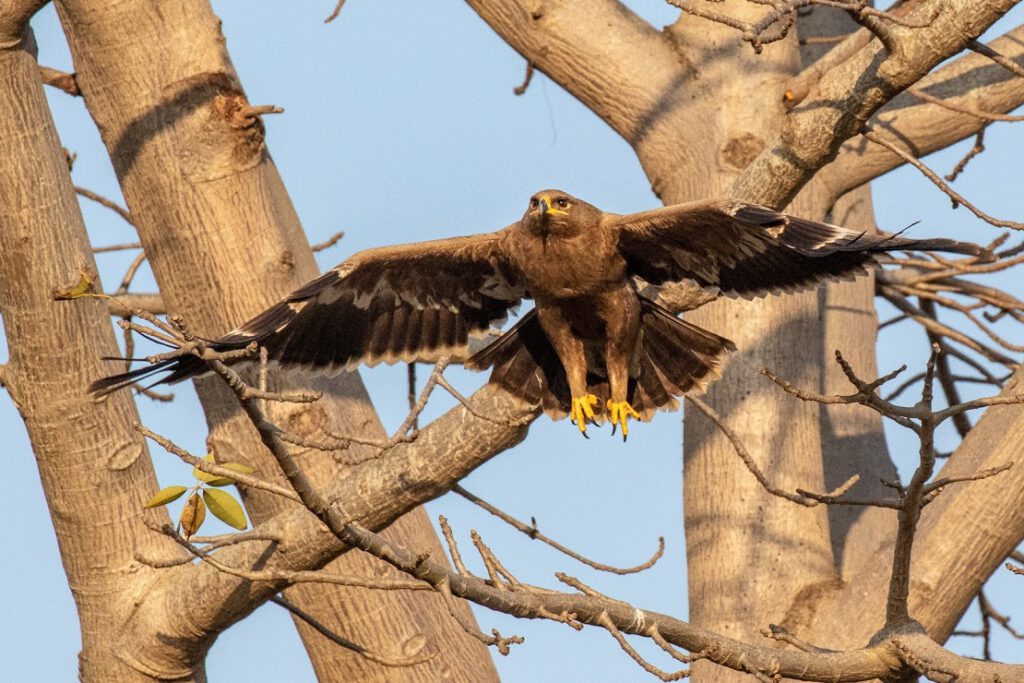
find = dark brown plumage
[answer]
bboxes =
[90,190,987,437]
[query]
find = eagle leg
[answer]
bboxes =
[607,400,640,441]
[569,394,599,436]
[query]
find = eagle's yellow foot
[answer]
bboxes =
[569,394,599,436]
[607,400,640,440]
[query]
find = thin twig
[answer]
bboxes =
[862,127,1024,231]
[74,186,134,226]
[514,61,535,96]
[324,0,345,23]
[311,230,345,253]
[968,39,1024,80]
[135,424,301,502]
[438,516,470,576]
[762,624,836,654]
[271,594,438,667]
[597,612,690,681]
[945,127,987,183]
[452,484,664,574]
[93,241,142,253]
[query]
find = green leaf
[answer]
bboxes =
[144,485,188,508]
[203,488,248,530]
[180,492,206,538]
[205,462,256,487]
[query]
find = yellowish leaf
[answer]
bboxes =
[52,268,96,300]
[205,462,256,487]
[203,489,247,530]
[192,453,221,484]
[144,485,188,508]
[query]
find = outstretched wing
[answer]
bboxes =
[90,229,524,395]
[608,200,988,298]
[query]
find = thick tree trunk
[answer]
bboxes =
[53,0,497,679]
[667,11,838,679]
[0,16,190,681]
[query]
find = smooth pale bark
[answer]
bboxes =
[668,11,838,679]
[0,19,189,681]
[54,0,497,679]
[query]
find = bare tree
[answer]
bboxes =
[2,0,1023,681]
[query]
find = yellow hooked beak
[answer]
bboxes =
[538,195,569,217]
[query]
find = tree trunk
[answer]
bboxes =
[54,0,497,679]
[0,17,191,681]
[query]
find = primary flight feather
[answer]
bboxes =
[91,191,986,438]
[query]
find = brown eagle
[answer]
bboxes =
[91,190,985,437]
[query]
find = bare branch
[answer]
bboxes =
[324,0,345,24]
[945,126,986,183]
[157,522,432,594]
[93,241,142,253]
[922,462,1014,496]
[762,624,836,654]
[513,61,534,96]
[861,127,1024,230]
[826,24,1024,195]
[597,612,690,681]
[907,87,1024,123]
[878,287,1017,366]
[438,516,471,577]
[39,65,80,96]
[759,360,920,431]
[730,0,1019,208]
[969,38,1024,80]
[685,395,882,507]
[310,230,344,253]
[271,594,438,668]
[105,293,165,317]
[74,185,134,227]
[451,484,665,574]
[135,424,301,503]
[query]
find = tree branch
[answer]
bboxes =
[824,23,1024,196]
[729,0,1020,208]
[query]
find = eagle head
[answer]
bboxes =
[523,189,599,238]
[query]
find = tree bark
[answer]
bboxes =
[0,11,189,680]
[54,0,498,679]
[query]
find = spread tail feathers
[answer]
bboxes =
[466,299,735,421]
[88,354,209,396]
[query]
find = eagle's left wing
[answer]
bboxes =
[90,229,525,395]
[607,200,988,298]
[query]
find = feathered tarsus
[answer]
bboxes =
[90,191,988,438]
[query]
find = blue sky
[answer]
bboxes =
[2,2,1022,681]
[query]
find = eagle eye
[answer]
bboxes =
[530,198,539,208]
[555,197,570,209]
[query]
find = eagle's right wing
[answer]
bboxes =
[90,229,525,395]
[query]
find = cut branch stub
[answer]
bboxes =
[156,72,269,183]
